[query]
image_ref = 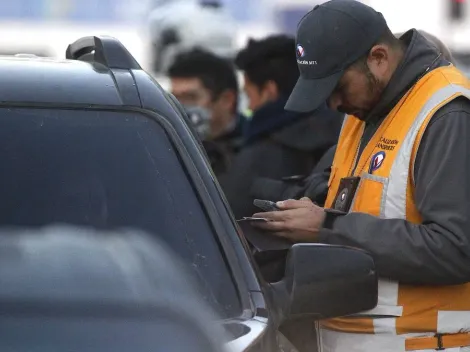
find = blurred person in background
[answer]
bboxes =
[251,143,337,207]
[219,35,342,221]
[220,35,342,352]
[147,0,237,74]
[168,49,246,175]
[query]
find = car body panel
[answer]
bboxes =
[0,57,125,105]
[0,52,280,351]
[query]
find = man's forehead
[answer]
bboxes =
[170,77,205,93]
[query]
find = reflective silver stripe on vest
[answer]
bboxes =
[384,84,470,219]
[338,113,348,136]
[351,84,470,335]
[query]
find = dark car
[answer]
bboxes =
[0,226,229,352]
[0,36,378,351]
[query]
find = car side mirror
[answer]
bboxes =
[272,243,377,321]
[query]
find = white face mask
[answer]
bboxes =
[183,105,212,140]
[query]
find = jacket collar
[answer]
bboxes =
[244,96,308,144]
[364,29,449,124]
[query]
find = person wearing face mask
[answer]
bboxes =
[251,1,470,351]
[218,35,342,221]
[168,49,246,175]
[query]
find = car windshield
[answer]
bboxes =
[0,108,241,319]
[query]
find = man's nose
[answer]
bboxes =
[327,93,341,111]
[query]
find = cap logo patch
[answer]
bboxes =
[296,44,317,65]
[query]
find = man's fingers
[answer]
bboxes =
[251,220,286,232]
[252,211,288,221]
[276,198,312,210]
[276,199,299,210]
[252,212,274,220]
[253,208,302,221]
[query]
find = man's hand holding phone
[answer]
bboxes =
[237,200,293,251]
[251,197,326,243]
[236,199,280,223]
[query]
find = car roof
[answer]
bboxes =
[0,56,125,106]
[0,36,155,107]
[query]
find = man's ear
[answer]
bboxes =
[217,89,237,111]
[368,44,389,63]
[367,44,390,75]
[263,80,280,102]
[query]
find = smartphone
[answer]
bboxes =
[253,199,280,212]
[237,217,269,223]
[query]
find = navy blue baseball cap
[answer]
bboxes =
[285,0,388,113]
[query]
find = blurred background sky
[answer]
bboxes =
[0,0,467,88]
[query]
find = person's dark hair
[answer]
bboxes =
[375,27,405,50]
[353,27,405,71]
[235,35,299,96]
[168,48,239,108]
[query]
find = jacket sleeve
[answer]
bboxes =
[319,98,470,285]
[250,145,336,203]
[250,170,331,205]
[250,177,307,202]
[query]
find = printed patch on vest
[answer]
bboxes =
[334,188,349,210]
[376,137,399,151]
[369,151,386,173]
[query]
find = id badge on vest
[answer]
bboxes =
[332,176,361,212]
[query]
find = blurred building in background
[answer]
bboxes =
[0,0,151,67]
[0,0,466,86]
[363,0,470,73]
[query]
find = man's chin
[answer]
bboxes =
[339,108,368,120]
[351,111,367,120]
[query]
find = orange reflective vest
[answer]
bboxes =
[323,65,470,336]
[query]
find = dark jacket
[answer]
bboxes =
[213,113,246,154]
[204,113,246,176]
[219,97,342,220]
[251,144,338,205]
[320,29,470,285]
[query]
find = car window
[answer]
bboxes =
[0,108,241,318]
[0,316,220,352]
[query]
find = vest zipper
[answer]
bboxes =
[349,140,362,176]
[349,124,366,176]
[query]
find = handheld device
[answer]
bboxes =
[253,199,280,212]
[332,176,361,212]
[237,217,269,223]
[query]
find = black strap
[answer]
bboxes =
[323,208,347,229]
[435,334,445,350]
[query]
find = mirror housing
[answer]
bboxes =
[272,243,378,320]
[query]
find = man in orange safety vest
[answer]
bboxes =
[253,1,470,351]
